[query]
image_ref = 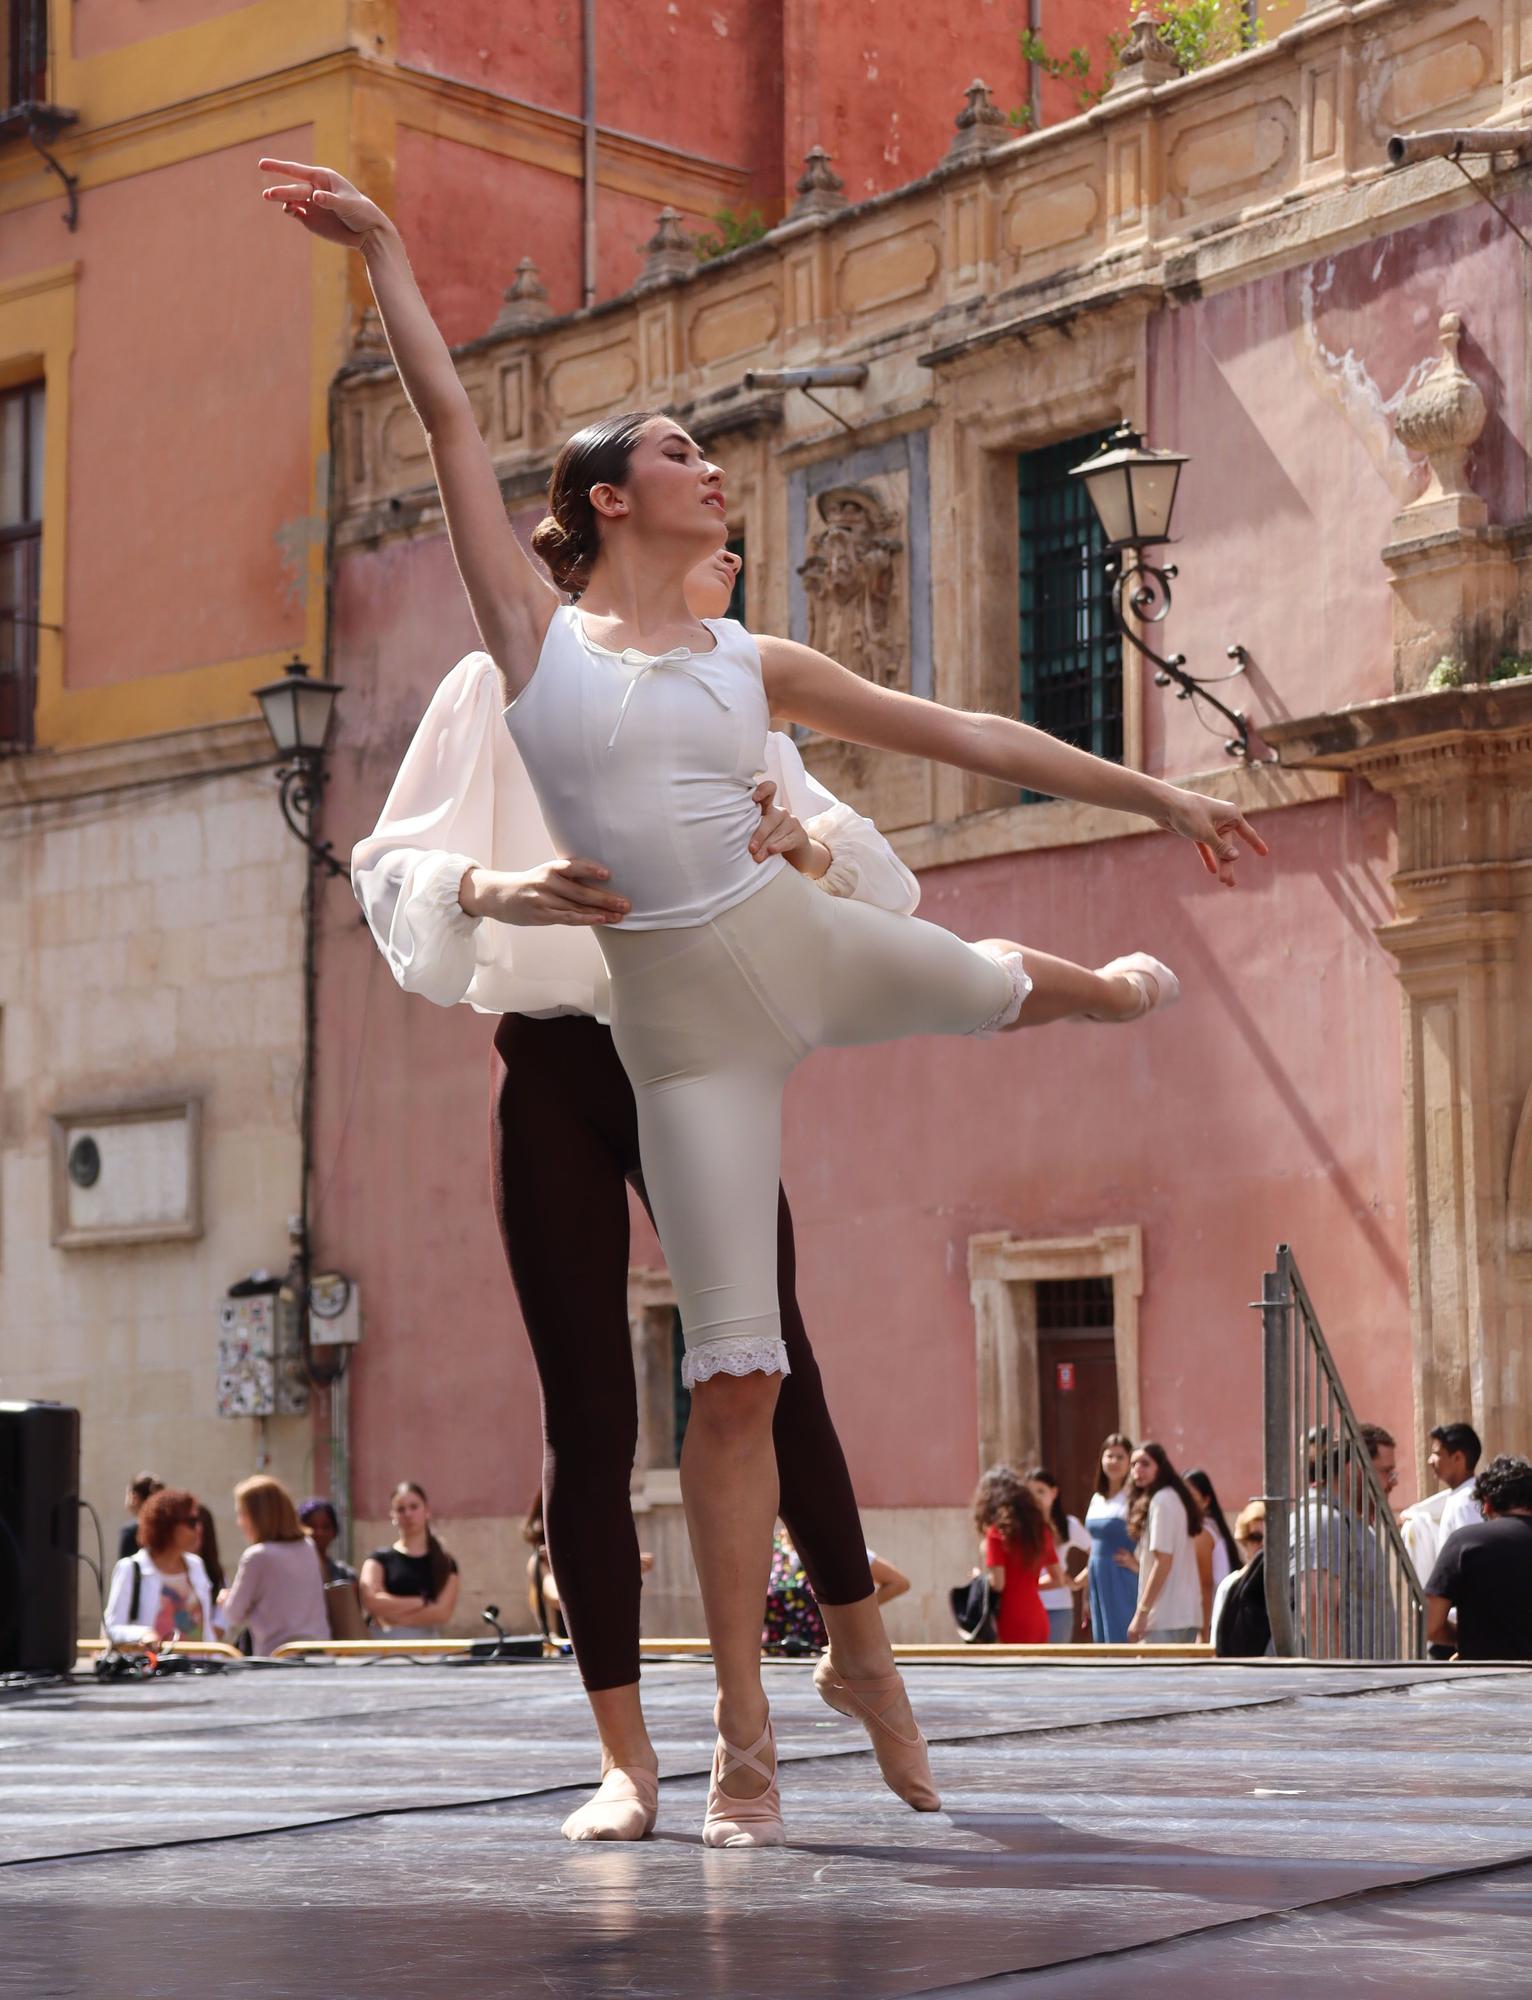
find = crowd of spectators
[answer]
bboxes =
[103,1470,462,1657]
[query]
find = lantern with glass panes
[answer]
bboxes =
[1069,427,1269,764]
[252,657,348,877]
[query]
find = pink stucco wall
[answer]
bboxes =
[62,134,317,688]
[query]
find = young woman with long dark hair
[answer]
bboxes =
[1186,1468,1240,1590]
[1084,1434,1138,1644]
[360,1482,461,1637]
[1026,1467,1091,1643]
[259,158,1266,1845]
[1125,1444,1205,1644]
[973,1467,1069,1646]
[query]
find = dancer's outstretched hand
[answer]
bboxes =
[1158,787,1269,887]
[258,159,389,248]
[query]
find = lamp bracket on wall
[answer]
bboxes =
[741,365,868,435]
[0,104,82,230]
[276,762,348,879]
[1109,554,1274,765]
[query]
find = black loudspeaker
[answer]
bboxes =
[0,1401,80,1675]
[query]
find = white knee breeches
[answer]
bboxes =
[599,867,1030,1387]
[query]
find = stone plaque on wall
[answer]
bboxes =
[788,431,933,831]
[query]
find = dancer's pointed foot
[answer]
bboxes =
[561,1765,659,1842]
[813,1655,942,1811]
[1084,953,1180,1023]
[702,1721,784,1847]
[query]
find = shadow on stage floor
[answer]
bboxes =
[2,1657,1529,1997]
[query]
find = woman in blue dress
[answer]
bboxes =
[1085,1433,1139,1644]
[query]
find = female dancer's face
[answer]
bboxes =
[1027,1477,1058,1518]
[1101,1443,1130,1488]
[1129,1449,1157,1489]
[601,420,727,562]
[684,546,742,620]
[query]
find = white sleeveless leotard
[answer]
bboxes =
[503,605,784,929]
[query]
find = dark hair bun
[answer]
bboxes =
[530,513,588,593]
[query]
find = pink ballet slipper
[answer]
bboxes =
[1085,952,1180,1023]
[702,1722,784,1848]
[560,1765,659,1842]
[813,1656,942,1811]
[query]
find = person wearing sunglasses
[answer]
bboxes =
[102,1487,216,1650]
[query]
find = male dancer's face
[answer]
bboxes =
[685,546,742,621]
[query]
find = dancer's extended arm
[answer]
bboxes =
[257,161,557,692]
[758,635,1268,887]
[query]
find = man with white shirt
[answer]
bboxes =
[1430,1424,1485,1542]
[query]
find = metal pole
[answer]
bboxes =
[1261,1255,1297,1657]
[582,0,598,308]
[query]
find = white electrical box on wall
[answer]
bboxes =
[216,1294,309,1419]
[309,1274,362,1346]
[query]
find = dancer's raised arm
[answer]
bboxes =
[258,160,557,693]
[758,635,1268,887]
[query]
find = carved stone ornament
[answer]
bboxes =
[488,256,553,337]
[1395,312,1487,526]
[636,206,696,287]
[798,484,906,690]
[788,146,848,221]
[1107,14,1184,93]
[351,305,390,359]
[945,78,1009,164]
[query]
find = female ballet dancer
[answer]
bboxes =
[352,543,943,1838]
[260,158,1267,1847]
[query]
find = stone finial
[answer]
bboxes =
[945,79,1009,164]
[1107,14,1183,93]
[636,207,695,287]
[351,306,390,359]
[488,257,553,337]
[1395,312,1487,534]
[788,146,848,221]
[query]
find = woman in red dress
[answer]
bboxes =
[975,1467,1070,1645]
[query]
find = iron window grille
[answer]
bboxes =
[1036,1276,1115,1334]
[1018,435,1123,789]
[4,0,47,113]
[1,379,44,753]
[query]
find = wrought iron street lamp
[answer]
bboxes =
[252,655,349,1397]
[252,657,348,878]
[1070,426,1267,764]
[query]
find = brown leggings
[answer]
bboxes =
[491,1011,874,1690]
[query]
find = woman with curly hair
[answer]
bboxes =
[973,1466,1069,1646]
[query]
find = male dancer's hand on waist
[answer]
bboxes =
[459,860,631,927]
[748,780,831,879]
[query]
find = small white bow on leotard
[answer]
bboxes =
[607,646,735,749]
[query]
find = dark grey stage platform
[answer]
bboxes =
[3,1657,1529,1997]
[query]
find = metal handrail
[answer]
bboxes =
[1261,1244,1425,1659]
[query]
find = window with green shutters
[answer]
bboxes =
[1018,435,1123,781]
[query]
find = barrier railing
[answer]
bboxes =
[1261,1244,1425,1660]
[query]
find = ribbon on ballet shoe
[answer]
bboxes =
[702,1722,784,1848]
[813,1657,942,1812]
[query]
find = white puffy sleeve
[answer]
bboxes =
[350,654,500,1008]
[761,731,920,916]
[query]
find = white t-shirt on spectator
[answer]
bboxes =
[1438,1479,1482,1540]
[1139,1488,1203,1633]
[1040,1515,1092,1612]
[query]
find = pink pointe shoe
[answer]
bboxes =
[813,1656,942,1812]
[702,1722,785,1848]
[560,1766,659,1842]
[1085,952,1180,1023]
